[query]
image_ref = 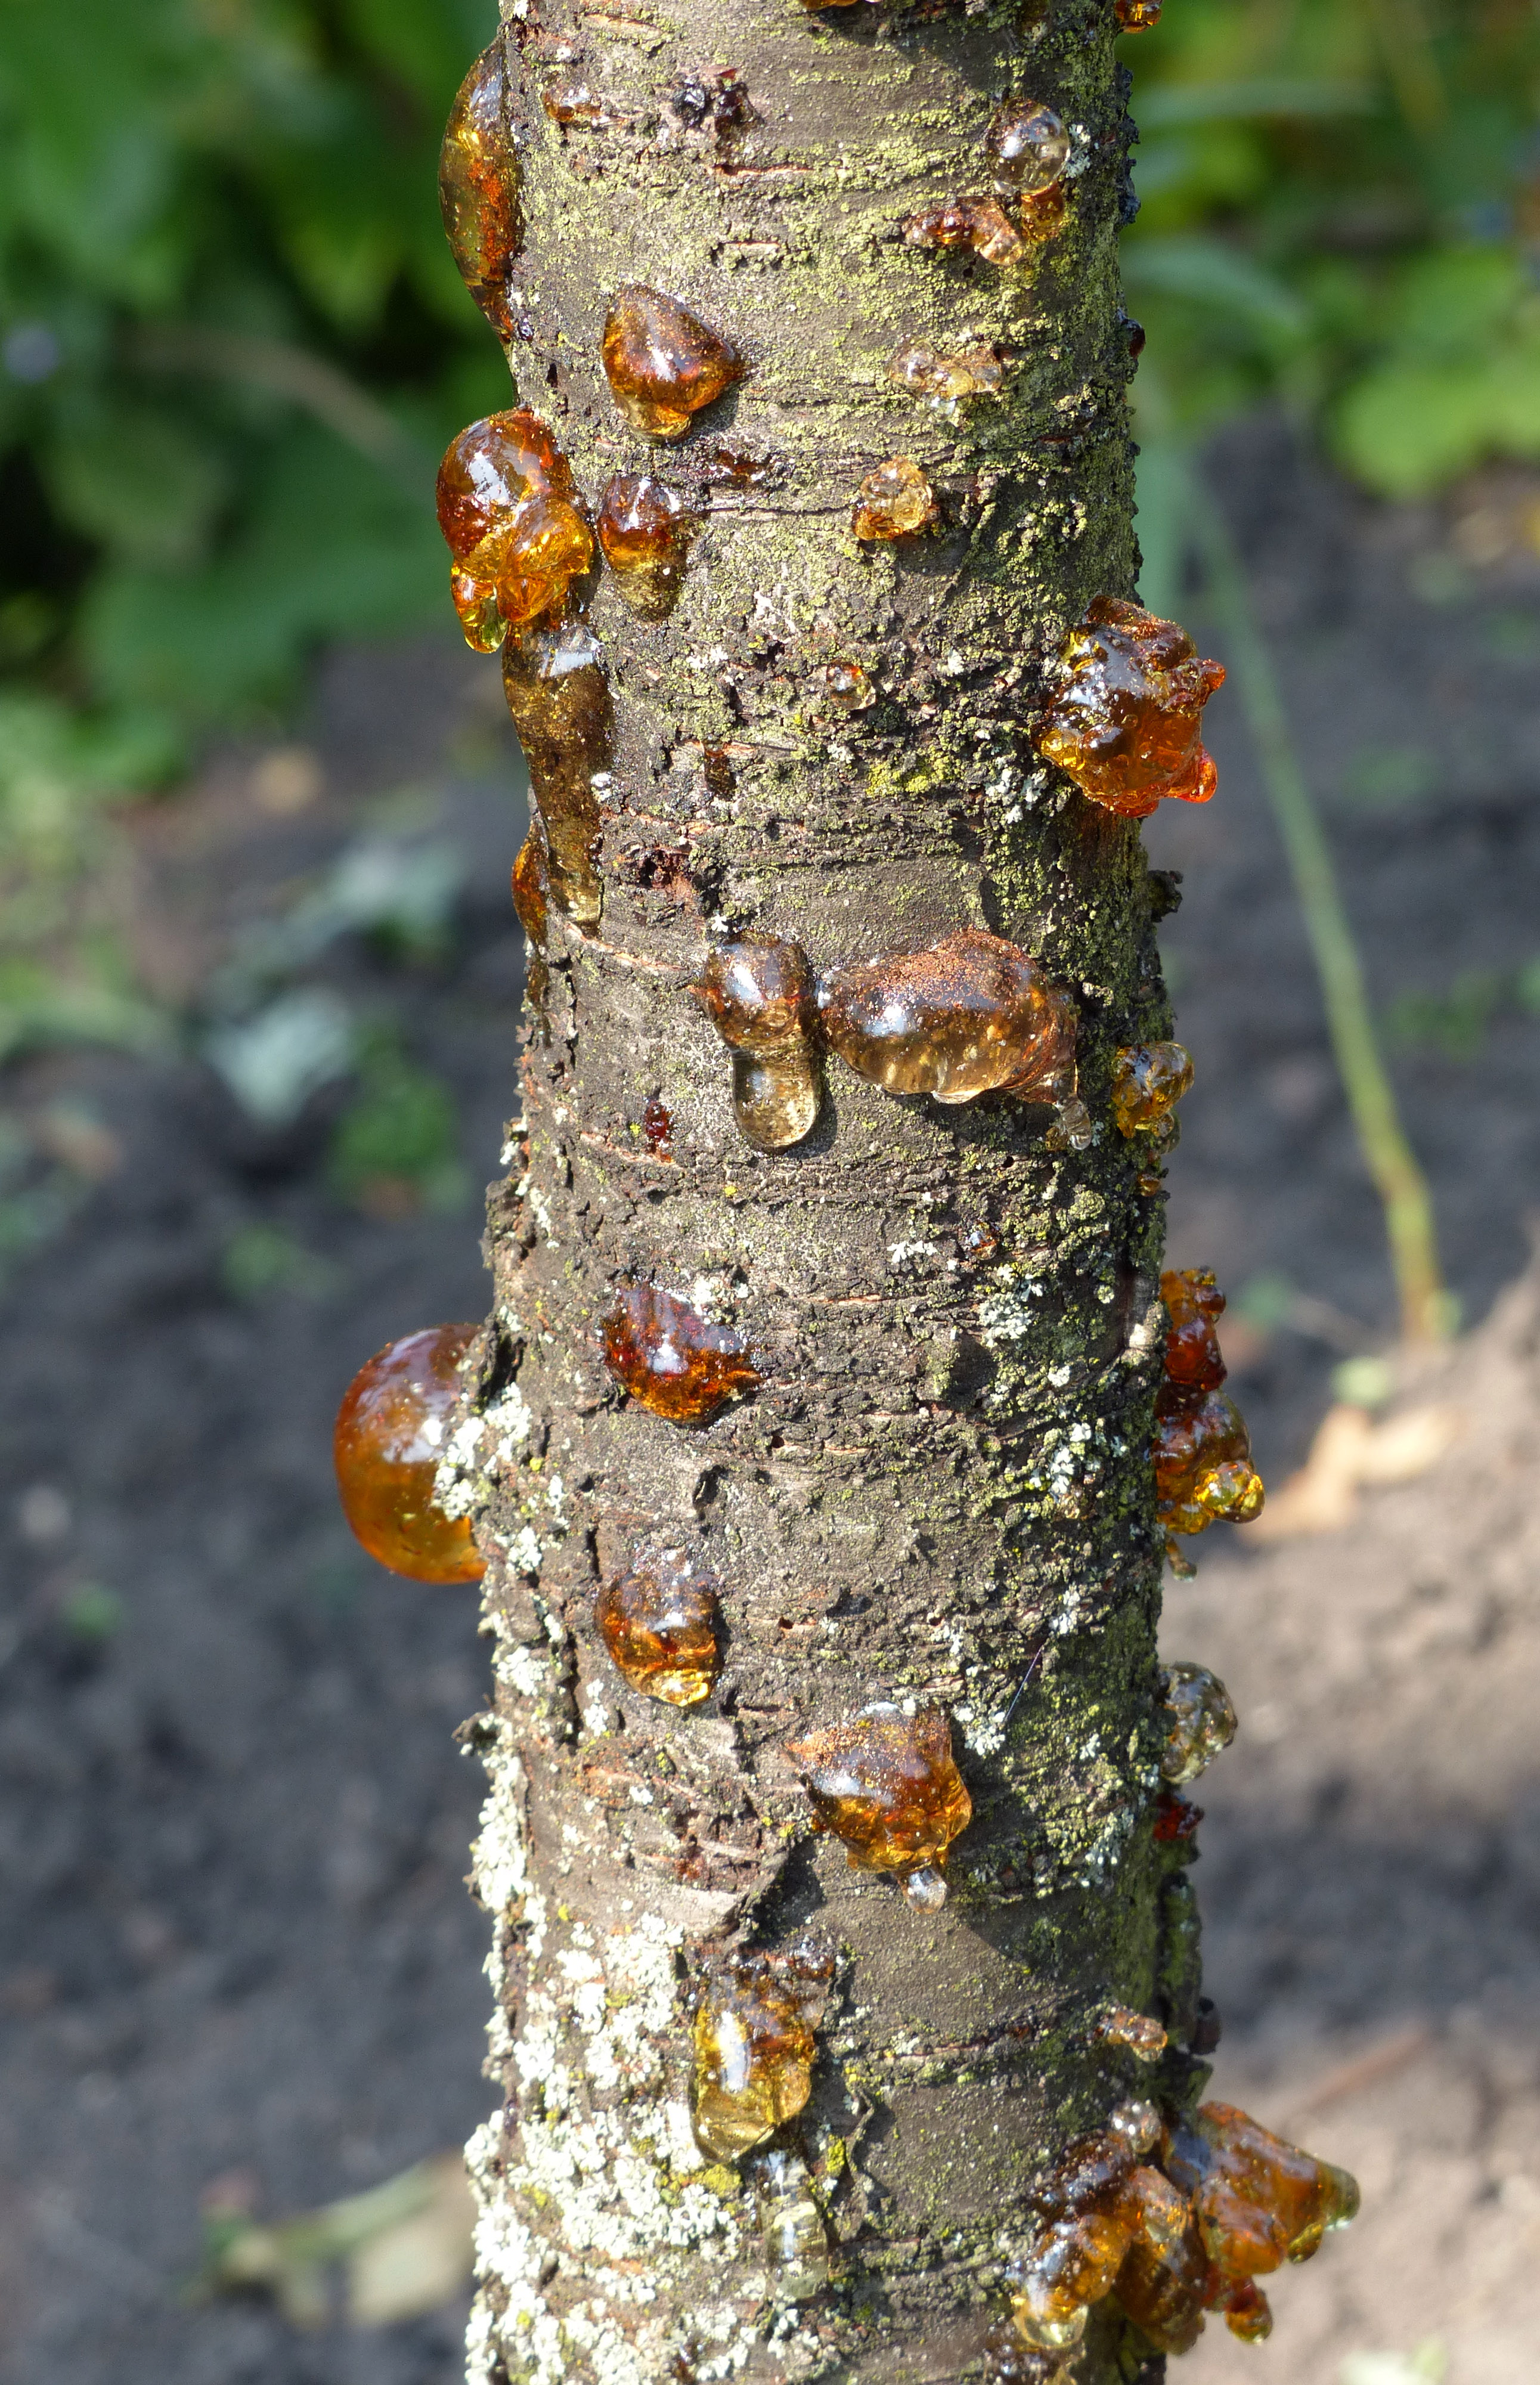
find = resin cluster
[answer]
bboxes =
[1112,1039,1193,1194]
[691,1941,832,2160]
[333,1324,485,1584]
[1036,599,1226,818]
[786,1702,971,1911]
[695,928,1080,1152]
[851,456,940,541]
[1004,2099,1358,2363]
[439,43,521,344]
[902,98,1069,270]
[1153,1269,1265,1571]
[601,1283,760,1424]
[436,410,593,654]
[596,1546,720,1705]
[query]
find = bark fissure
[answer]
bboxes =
[452,4,1191,2380]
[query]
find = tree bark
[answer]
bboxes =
[450,4,1191,2380]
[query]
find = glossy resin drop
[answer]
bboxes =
[818,929,1078,1107]
[1152,1788,1202,1845]
[1160,1661,1238,1785]
[811,657,875,711]
[1154,1384,1265,1540]
[436,411,593,650]
[887,337,1004,413]
[851,456,940,541]
[903,195,1028,267]
[691,1943,831,2159]
[1035,597,1226,818]
[696,937,822,1151]
[786,1702,971,1903]
[1117,0,1163,25]
[333,1324,485,1583]
[984,99,1069,197]
[510,831,550,949]
[1161,1265,1227,1390]
[595,1547,719,1704]
[502,620,609,929]
[602,284,745,440]
[1092,2005,1168,2062]
[1007,2124,1172,2353]
[602,1283,761,1423]
[597,473,699,614]
[1112,1040,1192,1138]
[1220,2279,1273,2341]
[439,43,522,343]
[748,2147,830,2300]
[1166,2102,1361,2283]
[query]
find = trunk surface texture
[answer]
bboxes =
[453,5,1191,2381]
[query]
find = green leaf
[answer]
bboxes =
[1334,340,1540,497]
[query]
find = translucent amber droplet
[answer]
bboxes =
[887,337,1005,413]
[602,1283,761,1423]
[1161,1265,1227,1389]
[1110,2099,1161,2158]
[333,1324,485,1584]
[1113,2207,1211,2356]
[602,284,746,440]
[643,1098,674,1157]
[786,1702,972,1890]
[818,928,1078,1107]
[851,456,940,541]
[1152,1788,1201,1845]
[1112,1041,1193,1138]
[1043,1093,1093,1151]
[748,2146,830,2300]
[1117,0,1163,26]
[690,1942,831,2159]
[437,412,594,647]
[1164,2102,1360,2286]
[1092,2005,1169,2063]
[1222,2280,1273,2341]
[510,832,550,949]
[1125,2163,1192,2259]
[811,658,875,711]
[597,473,699,615]
[984,99,1069,196]
[902,196,1028,267]
[439,42,522,343]
[502,620,609,930]
[1018,182,1068,244]
[1035,597,1226,818]
[1009,2213,1128,2344]
[1154,1383,1265,1543]
[1160,1661,1237,1785]
[696,937,822,1151]
[595,1548,719,1704]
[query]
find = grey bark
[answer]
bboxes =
[447,4,1195,2379]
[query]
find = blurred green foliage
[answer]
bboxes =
[0,0,504,746]
[1124,0,1540,496]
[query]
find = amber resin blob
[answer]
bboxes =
[439,42,522,343]
[748,2145,829,2301]
[1116,0,1163,26]
[333,1324,485,1584]
[1034,597,1226,819]
[502,619,609,930]
[596,472,699,613]
[1111,1039,1192,1192]
[1160,1661,1238,1786]
[1154,1268,1264,1571]
[903,194,1031,267]
[595,1546,720,1705]
[888,337,1004,414]
[691,1941,832,2160]
[786,1702,971,1911]
[696,937,823,1151]
[436,411,593,653]
[851,456,941,541]
[601,1283,761,1424]
[602,284,745,439]
[985,99,1069,196]
[818,928,1079,1114]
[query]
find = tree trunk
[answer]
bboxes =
[449,4,1191,2380]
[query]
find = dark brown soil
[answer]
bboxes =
[1,420,1537,2383]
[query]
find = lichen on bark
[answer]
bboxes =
[448,3,1194,2378]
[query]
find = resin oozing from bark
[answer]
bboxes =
[695,936,822,1151]
[1158,1662,1238,1785]
[501,622,609,929]
[594,1547,720,1705]
[601,284,746,439]
[888,337,1005,414]
[985,101,1070,199]
[600,1283,760,1423]
[333,1324,485,1582]
[439,43,522,345]
[786,1701,972,1911]
[436,411,593,651]
[691,1941,832,2160]
[1154,1266,1266,1568]
[817,929,1079,1108]
[1036,597,1226,819]
[1090,2003,1167,2063]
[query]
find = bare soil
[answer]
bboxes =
[1,420,1538,2383]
